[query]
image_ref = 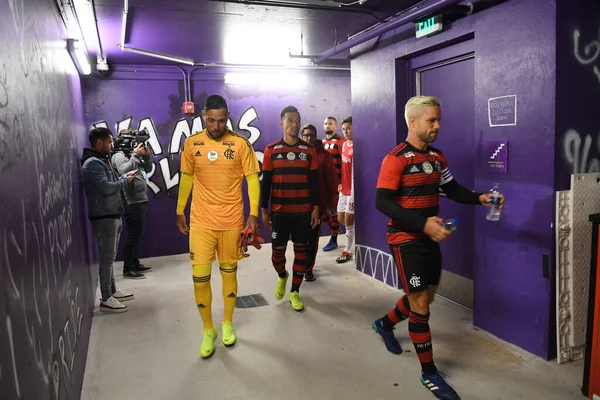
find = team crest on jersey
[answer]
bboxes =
[299,153,307,161]
[287,152,296,160]
[434,161,442,171]
[422,161,433,174]
[224,148,235,160]
[208,150,218,161]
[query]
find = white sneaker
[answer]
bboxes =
[113,290,134,302]
[100,296,128,313]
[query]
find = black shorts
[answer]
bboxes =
[389,239,442,294]
[271,213,311,247]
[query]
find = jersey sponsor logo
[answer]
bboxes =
[194,141,204,146]
[299,145,307,149]
[274,144,283,149]
[410,165,419,173]
[404,151,415,158]
[422,161,433,174]
[195,150,202,157]
[276,154,283,159]
[208,150,218,161]
[223,141,235,147]
[342,155,352,163]
[224,148,235,160]
[429,150,438,156]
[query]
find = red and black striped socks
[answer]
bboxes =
[408,311,437,374]
[291,243,307,292]
[272,247,287,278]
[382,295,411,329]
[330,214,340,236]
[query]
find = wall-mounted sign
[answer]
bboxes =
[488,95,517,127]
[488,140,509,174]
[415,14,443,38]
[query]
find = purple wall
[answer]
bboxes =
[0,0,93,398]
[352,0,556,359]
[83,68,351,259]
[555,0,600,190]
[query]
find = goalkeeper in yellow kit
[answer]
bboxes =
[176,95,261,359]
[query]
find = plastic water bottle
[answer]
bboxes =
[443,218,459,232]
[486,183,502,221]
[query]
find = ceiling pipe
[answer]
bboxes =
[150,65,189,102]
[203,0,385,23]
[118,45,195,65]
[89,0,106,66]
[191,63,350,71]
[314,0,464,64]
[121,0,128,48]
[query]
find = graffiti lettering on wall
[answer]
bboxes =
[563,129,600,174]
[563,25,600,175]
[93,106,265,197]
[573,27,600,85]
[1,0,90,397]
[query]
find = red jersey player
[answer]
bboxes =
[336,116,354,263]
[322,116,345,252]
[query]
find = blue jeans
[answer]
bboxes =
[91,218,121,301]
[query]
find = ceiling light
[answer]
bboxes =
[224,72,307,87]
[67,39,91,75]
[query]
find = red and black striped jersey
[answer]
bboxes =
[376,141,453,244]
[322,133,345,181]
[262,139,318,214]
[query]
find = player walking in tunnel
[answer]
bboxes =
[176,94,261,359]
[261,106,320,311]
[372,96,504,399]
[321,116,345,252]
[336,116,355,264]
[300,123,338,281]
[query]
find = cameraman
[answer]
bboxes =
[112,131,154,279]
[82,127,136,312]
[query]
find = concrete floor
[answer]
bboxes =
[82,236,584,400]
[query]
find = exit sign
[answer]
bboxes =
[415,14,443,38]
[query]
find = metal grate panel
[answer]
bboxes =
[236,293,269,308]
[556,173,600,363]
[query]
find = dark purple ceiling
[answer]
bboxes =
[88,0,423,67]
